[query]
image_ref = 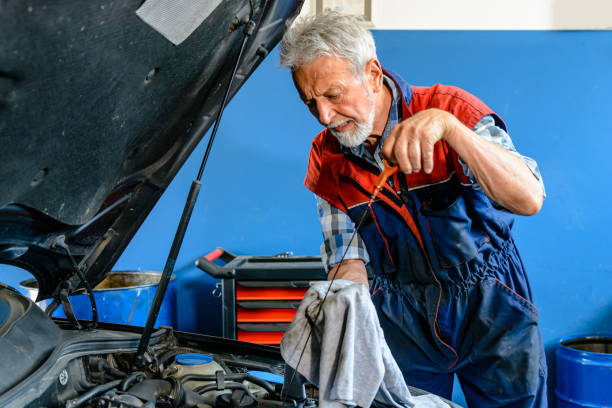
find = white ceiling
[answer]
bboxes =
[299,0,612,30]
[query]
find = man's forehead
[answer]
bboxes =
[293,56,357,95]
[296,55,353,77]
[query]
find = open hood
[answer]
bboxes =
[0,0,303,300]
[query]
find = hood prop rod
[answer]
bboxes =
[132,18,257,369]
[49,235,99,328]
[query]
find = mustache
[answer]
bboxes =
[327,118,356,130]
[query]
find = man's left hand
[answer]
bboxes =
[381,108,456,174]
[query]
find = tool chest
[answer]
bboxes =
[195,248,327,345]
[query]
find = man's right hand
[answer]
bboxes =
[327,258,369,288]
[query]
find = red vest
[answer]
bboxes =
[304,70,502,256]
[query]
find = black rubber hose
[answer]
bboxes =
[242,374,276,395]
[92,358,127,379]
[179,373,217,382]
[65,379,122,408]
[158,347,201,366]
[104,366,127,379]
[180,386,218,407]
[120,371,146,391]
[256,398,300,408]
[193,382,255,399]
[180,373,274,394]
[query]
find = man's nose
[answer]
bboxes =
[316,100,333,126]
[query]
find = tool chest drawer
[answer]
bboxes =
[195,248,327,345]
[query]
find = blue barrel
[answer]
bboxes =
[20,271,176,328]
[556,335,612,407]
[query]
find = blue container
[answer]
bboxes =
[556,335,612,408]
[175,353,214,365]
[248,370,284,385]
[21,271,176,328]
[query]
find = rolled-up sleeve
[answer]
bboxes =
[316,195,370,271]
[459,115,546,197]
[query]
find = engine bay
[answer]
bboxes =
[61,348,314,408]
[0,284,318,408]
[48,327,317,408]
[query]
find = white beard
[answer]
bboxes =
[328,93,376,148]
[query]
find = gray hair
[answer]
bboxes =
[279,11,377,77]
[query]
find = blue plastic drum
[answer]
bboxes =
[21,271,176,328]
[556,335,612,407]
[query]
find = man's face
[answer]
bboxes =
[292,56,376,147]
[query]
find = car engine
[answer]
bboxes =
[58,340,317,408]
[0,285,316,408]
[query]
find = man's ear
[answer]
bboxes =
[365,58,384,93]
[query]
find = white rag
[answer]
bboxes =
[280,279,450,408]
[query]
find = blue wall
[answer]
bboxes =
[3,30,611,406]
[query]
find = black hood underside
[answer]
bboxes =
[0,0,303,299]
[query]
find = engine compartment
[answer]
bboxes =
[0,278,459,408]
[34,328,318,408]
[61,344,316,408]
[0,283,317,408]
[67,347,317,408]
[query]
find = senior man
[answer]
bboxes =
[279,12,547,408]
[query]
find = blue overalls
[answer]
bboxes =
[304,71,548,407]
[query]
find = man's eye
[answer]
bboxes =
[305,101,317,113]
[327,93,340,100]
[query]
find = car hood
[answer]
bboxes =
[0,0,303,300]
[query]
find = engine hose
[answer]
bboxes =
[158,347,201,366]
[256,398,299,408]
[169,377,185,408]
[243,374,276,395]
[180,373,275,395]
[165,377,219,408]
[194,382,256,399]
[104,365,128,378]
[90,357,127,379]
[120,371,146,391]
[179,373,217,382]
[65,379,122,408]
[179,386,217,407]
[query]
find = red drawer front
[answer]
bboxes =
[237,330,284,345]
[235,285,307,301]
[236,307,296,323]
